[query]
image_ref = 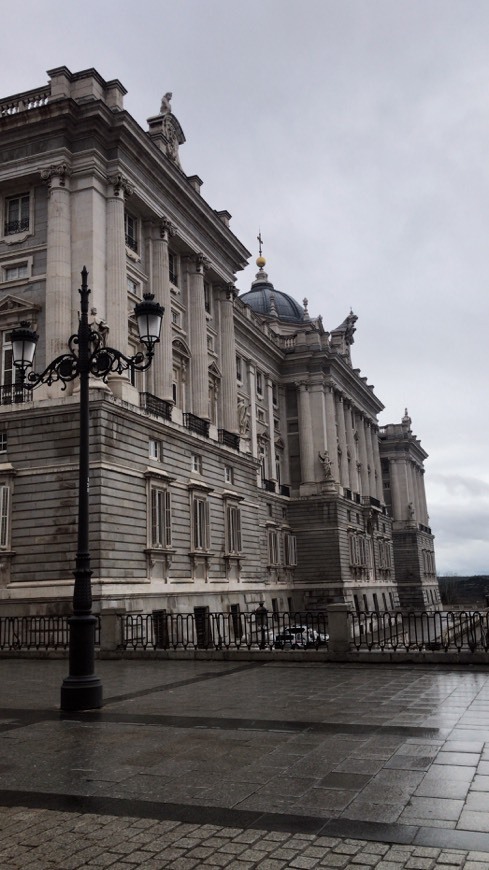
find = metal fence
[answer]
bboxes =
[0,615,101,651]
[349,610,489,652]
[119,610,329,652]
[2,610,489,655]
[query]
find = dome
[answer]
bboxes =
[239,262,304,324]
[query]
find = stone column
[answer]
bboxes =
[106,174,136,401]
[297,382,315,484]
[106,174,132,356]
[371,425,384,502]
[324,384,340,481]
[356,414,369,495]
[389,459,403,521]
[335,393,349,488]
[419,469,430,526]
[266,374,276,480]
[345,402,359,492]
[247,361,257,458]
[42,164,72,361]
[365,421,375,498]
[152,218,175,402]
[219,285,239,433]
[188,253,210,419]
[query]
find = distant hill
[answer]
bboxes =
[438,575,489,608]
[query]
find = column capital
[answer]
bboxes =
[217,283,237,301]
[107,174,134,197]
[159,216,176,240]
[184,252,211,273]
[40,163,71,188]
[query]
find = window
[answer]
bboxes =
[4,263,28,282]
[171,309,180,326]
[169,252,178,285]
[275,453,281,485]
[226,504,242,554]
[283,532,297,566]
[0,484,9,548]
[192,494,210,550]
[124,211,138,252]
[5,194,29,235]
[224,465,234,484]
[236,355,242,382]
[204,281,211,314]
[127,276,140,296]
[257,407,265,423]
[272,383,278,406]
[256,371,263,396]
[0,433,6,453]
[150,487,172,548]
[149,439,162,461]
[191,454,203,474]
[267,529,279,565]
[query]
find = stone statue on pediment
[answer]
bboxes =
[160,92,172,114]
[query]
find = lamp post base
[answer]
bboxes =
[60,674,103,711]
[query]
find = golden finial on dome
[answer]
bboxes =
[256,230,266,269]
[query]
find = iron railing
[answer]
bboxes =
[119,610,329,651]
[0,384,30,405]
[140,392,173,421]
[0,615,101,651]
[218,429,240,450]
[262,478,276,493]
[3,610,489,655]
[349,610,489,652]
[183,413,210,437]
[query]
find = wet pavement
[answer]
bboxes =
[2,658,489,867]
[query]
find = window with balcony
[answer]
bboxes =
[5,194,30,236]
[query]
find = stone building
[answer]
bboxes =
[0,66,439,618]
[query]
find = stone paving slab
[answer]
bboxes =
[3,660,489,865]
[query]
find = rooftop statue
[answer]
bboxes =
[160,92,172,115]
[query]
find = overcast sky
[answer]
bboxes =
[4,0,489,575]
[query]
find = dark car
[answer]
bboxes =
[274,625,328,650]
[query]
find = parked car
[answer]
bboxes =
[274,625,328,649]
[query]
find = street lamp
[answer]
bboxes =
[11,267,163,712]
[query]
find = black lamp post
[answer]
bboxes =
[12,267,163,712]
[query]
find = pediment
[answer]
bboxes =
[173,337,191,357]
[0,295,41,316]
[208,361,222,379]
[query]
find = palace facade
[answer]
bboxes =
[0,67,438,617]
